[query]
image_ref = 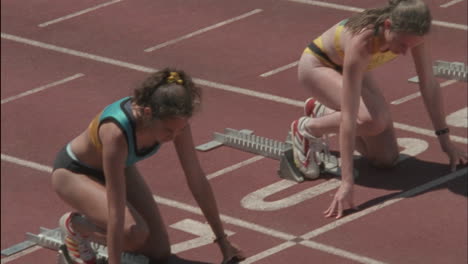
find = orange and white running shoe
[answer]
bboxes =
[59,212,97,264]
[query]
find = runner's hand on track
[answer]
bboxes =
[217,237,246,264]
[443,143,468,172]
[324,183,357,219]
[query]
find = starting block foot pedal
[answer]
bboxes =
[278,149,305,182]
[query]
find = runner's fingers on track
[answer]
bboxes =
[323,199,338,218]
[448,146,468,171]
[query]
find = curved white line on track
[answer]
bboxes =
[2,153,466,263]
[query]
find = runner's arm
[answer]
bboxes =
[411,42,449,143]
[340,32,372,184]
[173,125,245,261]
[411,41,467,170]
[100,122,128,264]
[173,125,226,239]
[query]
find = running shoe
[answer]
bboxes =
[290,117,321,179]
[304,97,326,118]
[59,212,97,264]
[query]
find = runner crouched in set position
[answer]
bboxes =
[51,69,245,264]
[291,0,467,218]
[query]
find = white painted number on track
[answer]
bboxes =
[241,138,428,211]
[169,219,234,254]
[446,107,468,128]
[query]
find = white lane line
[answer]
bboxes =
[241,241,296,263]
[393,122,467,144]
[301,167,468,239]
[300,240,387,264]
[1,73,84,104]
[286,0,468,31]
[0,246,42,264]
[0,153,293,241]
[207,155,264,180]
[391,79,457,105]
[38,0,124,27]
[0,153,388,263]
[144,9,263,52]
[2,155,465,263]
[440,0,465,8]
[2,33,466,143]
[260,61,299,78]
[1,154,54,173]
[1,33,302,107]
[1,33,154,73]
[287,0,363,12]
[193,78,303,107]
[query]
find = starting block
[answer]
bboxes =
[23,227,148,264]
[196,128,341,182]
[409,60,468,83]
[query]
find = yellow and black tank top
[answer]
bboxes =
[304,19,398,71]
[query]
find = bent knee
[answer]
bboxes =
[357,114,391,136]
[124,221,150,251]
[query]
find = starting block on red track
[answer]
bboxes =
[408,60,468,83]
[24,227,148,264]
[196,128,341,182]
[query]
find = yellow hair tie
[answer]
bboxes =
[167,72,184,85]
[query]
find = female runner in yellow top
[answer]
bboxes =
[290,0,467,219]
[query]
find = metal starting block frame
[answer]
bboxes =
[409,60,468,83]
[196,128,341,182]
[25,227,149,264]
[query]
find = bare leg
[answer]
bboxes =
[51,169,149,251]
[297,53,399,166]
[124,166,171,262]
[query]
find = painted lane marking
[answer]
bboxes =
[2,153,465,262]
[169,219,234,254]
[38,0,124,28]
[1,154,54,173]
[242,242,296,263]
[300,240,387,264]
[440,0,465,8]
[1,73,84,104]
[391,79,457,105]
[300,167,468,239]
[286,0,468,31]
[446,107,468,128]
[207,155,264,180]
[394,122,467,144]
[144,9,263,52]
[0,153,294,241]
[260,61,299,77]
[0,246,42,264]
[2,33,467,145]
[240,138,428,212]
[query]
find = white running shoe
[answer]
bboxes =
[59,212,97,264]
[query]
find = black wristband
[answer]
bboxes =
[435,128,450,136]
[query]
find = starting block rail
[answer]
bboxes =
[409,60,468,83]
[25,227,149,264]
[196,128,341,182]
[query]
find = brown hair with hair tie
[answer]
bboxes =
[167,72,184,85]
